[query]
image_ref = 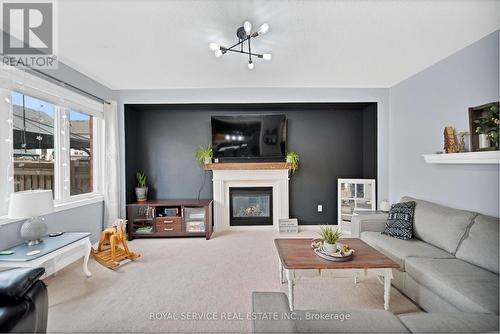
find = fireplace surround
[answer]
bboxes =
[210,164,290,231]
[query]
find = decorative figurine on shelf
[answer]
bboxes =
[444,126,458,153]
[457,131,467,153]
[91,219,140,269]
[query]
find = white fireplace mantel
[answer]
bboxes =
[212,168,290,231]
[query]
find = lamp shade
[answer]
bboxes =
[8,190,54,219]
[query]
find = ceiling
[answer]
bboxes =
[57,0,500,90]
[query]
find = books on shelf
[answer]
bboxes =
[188,213,205,219]
[186,221,205,233]
[135,226,153,234]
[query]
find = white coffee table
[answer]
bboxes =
[0,232,92,278]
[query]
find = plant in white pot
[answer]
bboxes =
[195,144,213,166]
[474,103,499,150]
[319,225,343,253]
[135,172,148,202]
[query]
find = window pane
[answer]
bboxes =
[70,110,92,195]
[12,92,55,194]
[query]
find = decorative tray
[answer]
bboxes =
[311,239,355,262]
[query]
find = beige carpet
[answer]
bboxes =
[44,231,419,333]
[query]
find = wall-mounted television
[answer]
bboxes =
[211,114,287,161]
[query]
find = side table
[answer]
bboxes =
[0,232,92,278]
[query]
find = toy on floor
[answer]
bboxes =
[91,219,140,269]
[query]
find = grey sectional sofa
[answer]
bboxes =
[252,196,499,333]
[352,196,499,315]
[252,292,499,333]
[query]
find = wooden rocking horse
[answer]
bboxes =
[91,219,140,269]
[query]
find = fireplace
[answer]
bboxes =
[229,187,273,226]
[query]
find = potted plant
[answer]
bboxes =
[195,144,213,166]
[474,104,499,149]
[135,172,148,202]
[286,151,299,173]
[319,225,343,253]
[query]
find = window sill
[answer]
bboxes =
[0,195,104,226]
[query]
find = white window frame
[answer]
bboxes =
[0,67,104,225]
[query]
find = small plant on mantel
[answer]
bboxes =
[286,151,299,173]
[135,171,148,202]
[319,225,343,253]
[195,144,213,167]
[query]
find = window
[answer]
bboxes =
[69,110,93,195]
[0,69,105,219]
[12,92,55,194]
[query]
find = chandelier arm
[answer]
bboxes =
[224,48,262,58]
[226,36,250,52]
[248,37,252,63]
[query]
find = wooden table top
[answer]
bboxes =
[274,238,399,270]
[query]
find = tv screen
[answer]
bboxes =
[211,114,287,160]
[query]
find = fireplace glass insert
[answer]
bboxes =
[229,187,273,226]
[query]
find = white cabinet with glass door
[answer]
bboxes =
[337,179,376,234]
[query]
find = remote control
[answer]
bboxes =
[49,232,64,237]
[0,250,14,255]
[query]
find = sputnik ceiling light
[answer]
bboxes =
[209,21,272,70]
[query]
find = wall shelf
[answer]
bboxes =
[204,162,291,170]
[423,151,500,164]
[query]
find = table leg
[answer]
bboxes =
[383,269,393,310]
[83,239,92,278]
[279,262,286,284]
[286,269,295,311]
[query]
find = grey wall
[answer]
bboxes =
[389,30,500,217]
[114,88,390,218]
[0,201,103,250]
[125,104,377,225]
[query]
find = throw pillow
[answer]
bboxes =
[381,201,416,240]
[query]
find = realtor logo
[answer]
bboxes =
[1,1,57,68]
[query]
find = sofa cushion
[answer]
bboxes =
[294,310,410,333]
[361,231,454,270]
[381,201,416,240]
[401,196,476,254]
[405,257,499,314]
[398,312,499,333]
[456,214,499,274]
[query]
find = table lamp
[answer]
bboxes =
[8,190,54,246]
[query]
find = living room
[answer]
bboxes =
[0,1,498,333]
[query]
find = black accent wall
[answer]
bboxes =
[125,103,377,225]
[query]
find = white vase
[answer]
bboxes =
[479,134,490,149]
[323,242,337,253]
[204,157,211,164]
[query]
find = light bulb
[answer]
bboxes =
[262,53,272,61]
[209,43,220,51]
[248,61,254,70]
[243,21,252,35]
[214,49,223,58]
[257,23,269,35]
